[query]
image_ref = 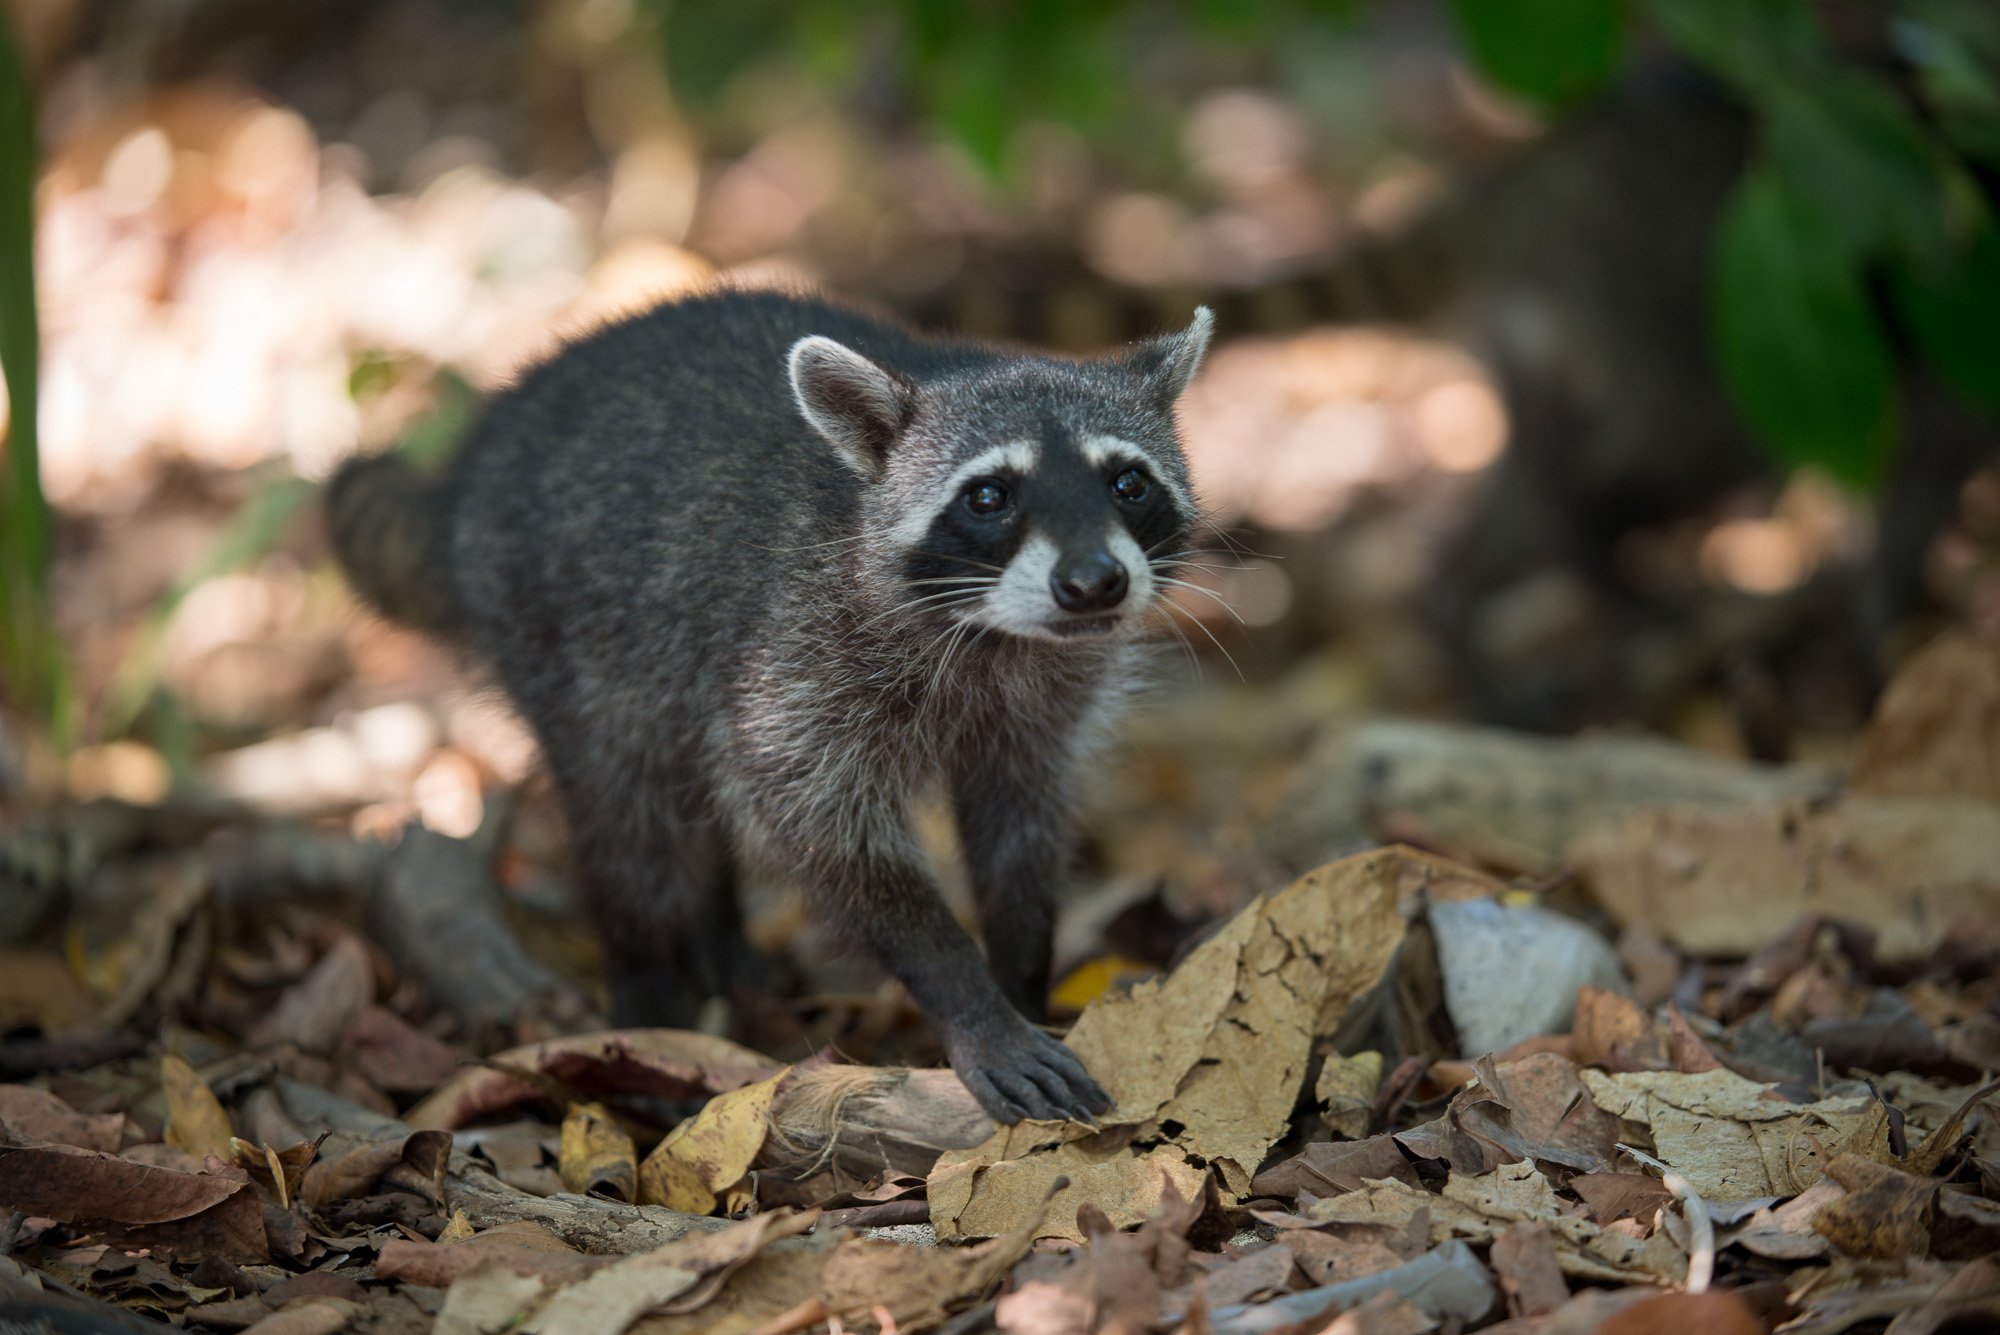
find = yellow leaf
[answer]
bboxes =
[436,1208,475,1243]
[636,1069,785,1214]
[638,1146,716,1215]
[160,1053,235,1163]
[1050,954,1156,1012]
[1315,1050,1384,1139]
[558,1102,637,1202]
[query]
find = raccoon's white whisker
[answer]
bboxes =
[1160,596,1246,682]
[741,525,900,553]
[928,616,980,701]
[1188,617,1246,682]
[1152,576,1246,625]
[1143,604,1204,684]
[1150,554,1244,576]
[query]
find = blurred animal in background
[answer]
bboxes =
[331,289,1214,1123]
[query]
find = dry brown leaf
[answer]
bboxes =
[1580,1067,1874,1198]
[1309,1165,1681,1284]
[1849,630,2000,806]
[161,1053,236,1164]
[1490,1220,1568,1318]
[237,1299,363,1335]
[1316,1051,1384,1139]
[300,1129,453,1208]
[1590,1290,1766,1335]
[559,1102,637,1202]
[930,1123,1206,1243]
[1570,795,2000,961]
[0,1084,126,1151]
[1396,1053,1619,1176]
[1277,1230,1406,1287]
[1715,1177,1840,1259]
[509,1208,818,1335]
[231,1134,323,1209]
[632,1242,834,1335]
[1665,1003,1725,1074]
[1569,986,1668,1071]
[246,933,376,1053]
[407,1030,780,1131]
[433,1255,553,1335]
[1184,1243,1292,1309]
[0,1141,268,1261]
[340,1004,464,1093]
[1251,1135,1419,1199]
[1568,1172,1675,1227]
[1814,1153,1938,1258]
[1319,1292,1435,1335]
[1883,1255,2000,1334]
[1000,1219,1168,1335]
[823,1183,1051,1330]
[376,1221,602,1288]
[932,848,1498,1240]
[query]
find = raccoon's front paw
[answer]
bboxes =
[946,1014,1111,1125]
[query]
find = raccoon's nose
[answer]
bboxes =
[1050,551,1129,612]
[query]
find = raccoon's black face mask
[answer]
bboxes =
[788,310,1211,643]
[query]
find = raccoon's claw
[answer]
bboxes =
[950,1017,1111,1125]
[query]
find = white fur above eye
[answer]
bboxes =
[788,336,911,477]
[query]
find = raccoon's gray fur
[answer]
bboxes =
[330,289,1212,1123]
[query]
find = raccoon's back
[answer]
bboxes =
[443,292,965,711]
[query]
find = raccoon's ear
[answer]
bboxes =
[789,336,913,478]
[1130,306,1213,402]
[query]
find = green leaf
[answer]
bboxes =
[660,0,794,108]
[1893,217,2000,419]
[1710,167,1899,487]
[1447,0,1627,107]
[1894,0,2000,166]
[1764,72,1954,268]
[1642,0,1820,86]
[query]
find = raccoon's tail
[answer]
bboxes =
[326,453,466,635]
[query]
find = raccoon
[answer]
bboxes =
[329,289,1213,1123]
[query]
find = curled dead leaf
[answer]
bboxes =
[634,1069,782,1215]
[559,1102,637,1202]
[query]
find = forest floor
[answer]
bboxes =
[3,566,1999,1335]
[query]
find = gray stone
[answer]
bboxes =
[1431,896,1628,1058]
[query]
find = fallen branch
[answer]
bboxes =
[368,823,595,1030]
[272,1076,725,1255]
[765,1065,995,1181]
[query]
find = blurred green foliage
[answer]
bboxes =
[657,0,2000,488]
[0,7,71,742]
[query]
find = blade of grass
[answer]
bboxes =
[0,9,70,743]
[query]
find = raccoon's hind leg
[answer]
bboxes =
[563,771,757,1030]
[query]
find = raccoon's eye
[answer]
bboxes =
[1111,468,1150,502]
[965,480,1010,515]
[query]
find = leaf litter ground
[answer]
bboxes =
[3,636,2000,1334]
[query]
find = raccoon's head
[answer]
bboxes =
[788,310,1211,643]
